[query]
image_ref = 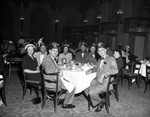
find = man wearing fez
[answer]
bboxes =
[42,42,75,109]
[85,46,118,112]
[75,42,88,64]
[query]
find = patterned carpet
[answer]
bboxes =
[0,71,150,117]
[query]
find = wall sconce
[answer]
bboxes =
[20,16,24,32]
[97,14,102,20]
[83,19,88,26]
[55,19,59,33]
[96,14,102,31]
[117,9,123,22]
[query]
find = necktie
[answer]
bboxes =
[54,58,57,62]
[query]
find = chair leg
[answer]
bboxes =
[105,97,109,113]
[22,85,27,99]
[113,84,119,102]
[41,89,46,109]
[136,76,140,89]
[8,70,11,83]
[54,97,57,113]
[0,88,7,106]
[88,95,91,111]
[35,85,39,97]
[144,80,148,94]
[128,77,131,90]
[121,75,123,86]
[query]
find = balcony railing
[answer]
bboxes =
[124,17,150,33]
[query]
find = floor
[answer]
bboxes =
[0,71,150,117]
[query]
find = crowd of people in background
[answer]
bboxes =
[0,36,149,108]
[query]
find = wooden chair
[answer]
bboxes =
[8,58,22,83]
[0,69,7,106]
[111,68,123,102]
[121,61,141,89]
[88,74,118,113]
[41,71,66,113]
[22,67,41,100]
[144,66,150,93]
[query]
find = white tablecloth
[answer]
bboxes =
[60,66,96,94]
[139,63,150,77]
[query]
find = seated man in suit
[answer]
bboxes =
[85,43,98,65]
[85,46,118,112]
[42,42,75,109]
[75,42,88,64]
[33,43,47,68]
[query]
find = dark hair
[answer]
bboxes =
[62,43,69,49]
[114,49,122,56]
[117,45,123,50]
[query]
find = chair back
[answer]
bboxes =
[133,61,141,74]
[128,61,141,74]
[107,74,117,91]
[113,67,123,83]
[8,58,22,82]
[9,58,22,68]
[41,70,61,113]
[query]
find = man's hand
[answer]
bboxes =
[86,69,92,75]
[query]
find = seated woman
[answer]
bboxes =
[22,44,41,81]
[58,43,72,64]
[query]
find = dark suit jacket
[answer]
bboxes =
[75,51,89,64]
[116,57,124,71]
[85,53,97,65]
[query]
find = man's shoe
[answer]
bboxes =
[57,99,64,105]
[95,101,104,112]
[62,104,75,109]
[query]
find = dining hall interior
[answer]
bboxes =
[0,0,150,117]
